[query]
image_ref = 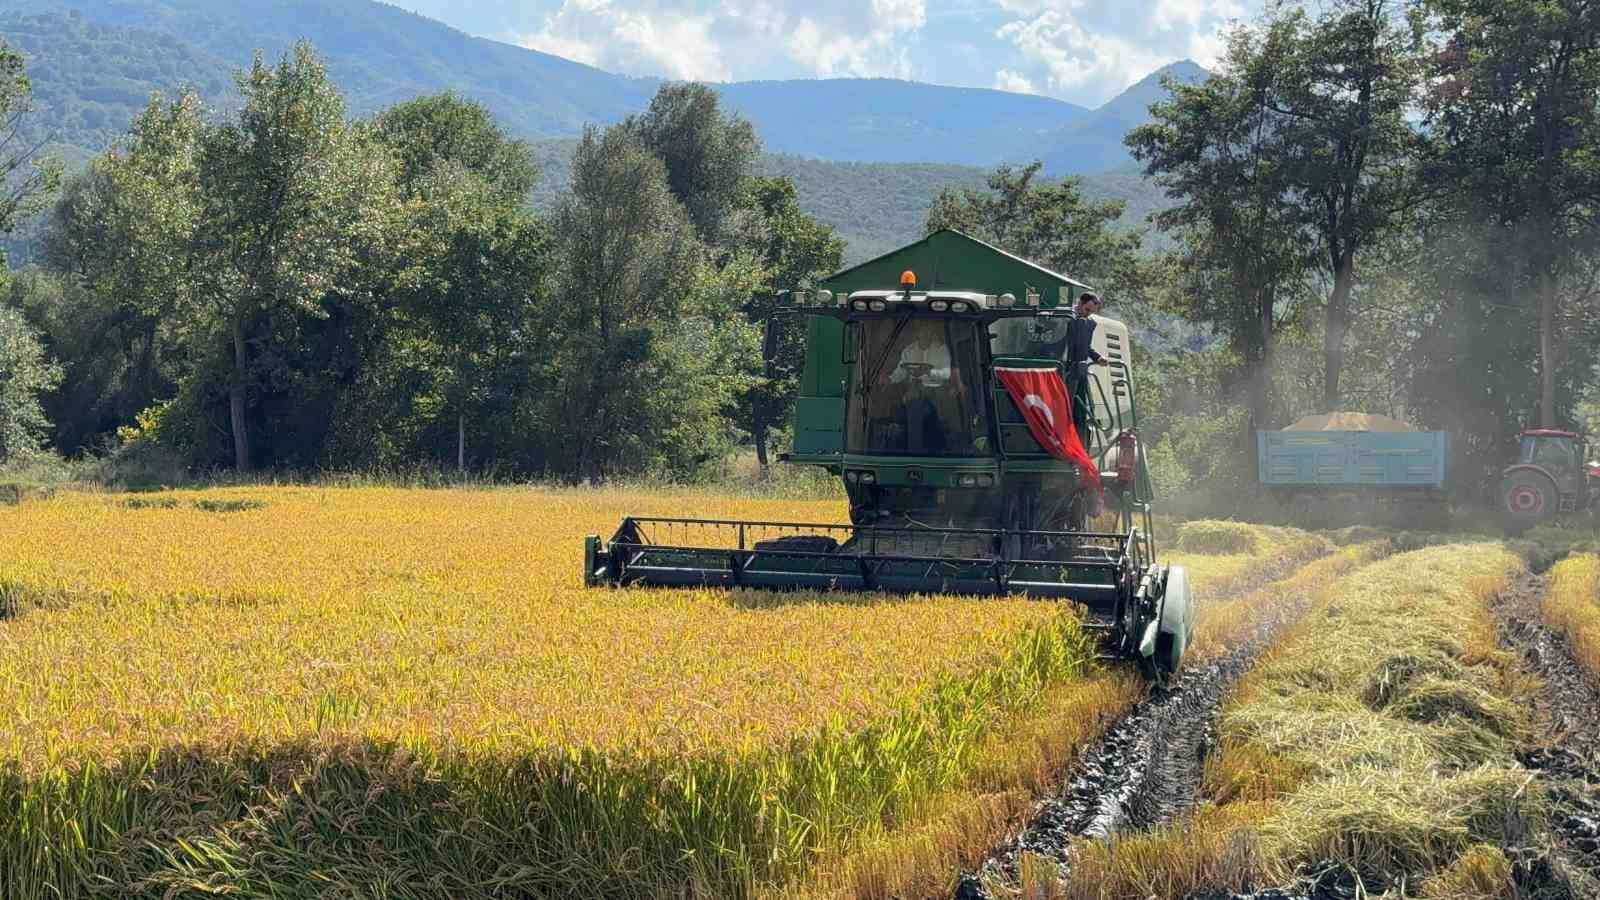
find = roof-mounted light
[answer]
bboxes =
[869,300,888,312]
[852,300,868,311]
[998,293,1016,308]
[930,300,949,312]
[1026,289,1041,308]
[950,302,969,313]
[792,290,809,305]
[900,270,917,288]
[816,290,833,305]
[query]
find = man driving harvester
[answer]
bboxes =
[1065,292,1112,439]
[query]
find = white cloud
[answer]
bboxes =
[996,10,1167,93]
[723,0,928,79]
[993,68,1036,94]
[517,0,731,81]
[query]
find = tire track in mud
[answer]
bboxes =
[953,546,1356,899]
[1490,571,1600,898]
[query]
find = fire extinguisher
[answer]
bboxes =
[1116,431,1139,491]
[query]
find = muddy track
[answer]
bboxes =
[953,552,1334,899]
[1490,572,1600,897]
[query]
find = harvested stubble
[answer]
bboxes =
[1041,544,1536,900]
[0,489,1302,898]
[1544,553,1600,679]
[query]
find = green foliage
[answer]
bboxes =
[0,38,61,252]
[926,160,1146,297]
[545,122,756,479]
[624,82,761,246]
[0,305,60,462]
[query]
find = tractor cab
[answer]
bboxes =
[1501,429,1597,530]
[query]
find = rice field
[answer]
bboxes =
[0,488,1314,897]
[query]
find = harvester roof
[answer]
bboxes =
[820,229,1095,305]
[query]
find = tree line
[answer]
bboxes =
[0,42,841,480]
[3,1,1600,502]
[923,0,1600,506]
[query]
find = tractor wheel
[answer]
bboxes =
[1500,470,1558,534]
[1155,566,1193,678]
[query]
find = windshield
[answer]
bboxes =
[848,318,988,456]
[1521,435,1578,469]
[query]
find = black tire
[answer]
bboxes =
[1500,470,1558,534]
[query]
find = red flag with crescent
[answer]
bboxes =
[995,366,1102,491]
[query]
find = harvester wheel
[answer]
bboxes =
[1500,470,1558,534]
[1156,566,1193,677]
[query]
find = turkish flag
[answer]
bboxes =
[995,366,1102,491]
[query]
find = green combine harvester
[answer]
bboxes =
[585,231,1193,679]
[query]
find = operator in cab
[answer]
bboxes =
[1065,292,1112,439]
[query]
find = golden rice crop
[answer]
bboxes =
[0,487,1077,764]
[1545,553,1600,677]
[0,488,1314,898]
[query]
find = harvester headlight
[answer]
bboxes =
[930,300,949,312]
[845,471,860,483]
[1026,290,1041,308]
[958,474,978,487]
[977,474,995,487]
[998,293,1016,307]
[816,290,833,305]
[859,471,877,484]
[869,300,888,312]
[853,300,869,311]
[793,290,810,305]
[950,302,969,313]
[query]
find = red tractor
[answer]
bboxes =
[1499,429,1600,532]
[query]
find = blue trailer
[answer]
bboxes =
[1258,428,1450,528]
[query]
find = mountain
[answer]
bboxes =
[716,79,1086,167]
[1038,60,1211,176]
[6,1,1170,173]
[528,140,1168,266]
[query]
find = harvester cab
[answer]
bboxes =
[584,230,1193,680]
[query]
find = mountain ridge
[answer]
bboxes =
[5,1,1204,173]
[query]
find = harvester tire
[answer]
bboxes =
[1500,470,1558,535]
[1156,566,1193,677]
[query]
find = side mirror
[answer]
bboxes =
[842,322,860,365]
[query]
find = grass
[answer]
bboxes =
[0,488,1315,898]
[1544,553,1600,678]
[1025,543,1536,899]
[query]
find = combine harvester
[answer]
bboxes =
[585,231,1193,679]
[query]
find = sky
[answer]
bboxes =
[389,0,1264,108]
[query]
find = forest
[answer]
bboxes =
[0,0,1598,512]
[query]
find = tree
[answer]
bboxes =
[1272,0,1422,410]
[191,43,399,471]
[926,161,1144,291]
[0,305,62,463]
[738,176,843,473]
[1128,19,1317,435]
[1424,0,1600,427]
[626,83,761,246]
[35,94,204,452]
[548,123,756,479]
[376,94,549,472]
[0,41,61,248]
